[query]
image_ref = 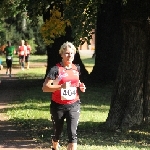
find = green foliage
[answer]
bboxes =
[33,16,46,55]
[0,0,99,47]
[0,15,45,54]
[63,0,99,46]
[1,0,150,49]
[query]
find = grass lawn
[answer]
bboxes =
[0,54,47,78]
[4,55,150,150]
[0,54,47,63]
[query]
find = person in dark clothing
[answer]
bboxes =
[4,41,16,77]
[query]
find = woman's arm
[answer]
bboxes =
[42,78,62,92]
[42,77,72,92]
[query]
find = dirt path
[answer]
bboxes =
[0,65,51,150]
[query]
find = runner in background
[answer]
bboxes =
[0,44,6,55]
[25,41,31,69]
[4,41,16,77]
[18,40,27,70]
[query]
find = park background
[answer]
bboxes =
[0,0,150,150]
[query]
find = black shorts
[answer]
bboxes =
[19,56,24,61]
[25,54,30,62]
[50,100,80,143]
[6,58,13,68]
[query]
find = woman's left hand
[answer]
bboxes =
[79,82,86,92]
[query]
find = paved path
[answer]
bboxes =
[0,63,51,150]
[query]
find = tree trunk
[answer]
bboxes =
[42,9,89,80]
[105,21,150,131]
[90,2,123,83]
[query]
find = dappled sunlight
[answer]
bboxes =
[80,111,109,123]
[81,56,95,73]
[1,53,149,150]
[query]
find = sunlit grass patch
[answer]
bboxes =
[5,55,150,150]
[0,55,47,65]
[7,100,50,120]
[17,67,46,79]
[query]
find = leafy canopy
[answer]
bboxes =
[0,0,99,46]
[2,0,150,47]
[40,7,71,45]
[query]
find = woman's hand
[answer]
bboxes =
[79,82,86,92]
[61,81,71,89]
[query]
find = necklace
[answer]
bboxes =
[65,66,72,69]
[60,62,72,69]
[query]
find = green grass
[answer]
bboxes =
[7,84,112,149]
[0,54,47,78]
[0,54,47,64]
[4,55,150,149]
[81,56,95,73]
[81,57,95,66]
[1,55,19,65]
[6,84,150,150]
[17,68,46,79]
[0,54,93,75]
[29,55,47,63]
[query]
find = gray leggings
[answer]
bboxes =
[50,101,80,143]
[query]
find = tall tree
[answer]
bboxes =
[90,1,123,83]
[105,0,150,130]
[0,0,98,80]
[0,0,121,81]
[1,0,150,131]
[41,2,89,80]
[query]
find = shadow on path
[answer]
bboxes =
[0,79,50,150]
[0,120,42,149]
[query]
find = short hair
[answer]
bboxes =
[59,41,76,55]
[7,41,11,45]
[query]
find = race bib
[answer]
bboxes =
[61,87,77,100]
[7,56,12,60]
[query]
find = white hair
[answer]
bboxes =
[59,41,76,55]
